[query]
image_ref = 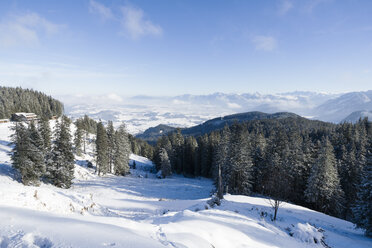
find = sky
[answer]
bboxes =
[0,0,371,97]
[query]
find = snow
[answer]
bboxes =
[0,121,371,247]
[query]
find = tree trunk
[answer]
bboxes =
[217,163,224,199]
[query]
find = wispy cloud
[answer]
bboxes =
[89,0,114,20]
[304,0,332,13]
[88,1,162,40]
[278,0,294,15]
[120,5,162,39]
[0,12,63,48]
[252,35,277,51]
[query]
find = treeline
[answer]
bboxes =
[74,118,132,176]
[0,87,64,119]
[153,117,372,236]
[73,115,153,160]
[11,116,74,188]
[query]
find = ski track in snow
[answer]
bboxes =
[0,121,371,247]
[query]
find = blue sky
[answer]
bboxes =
[0,0,371,96]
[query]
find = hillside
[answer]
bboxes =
[342,110,372,123]
[0,121,371,247]
[0,87,64,119]
[136,111,303,143]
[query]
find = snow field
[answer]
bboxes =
[0,121,371,247]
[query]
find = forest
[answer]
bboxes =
[152,117,372,236]
[0,87,64,119]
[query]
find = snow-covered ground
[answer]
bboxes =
[0,122,371,247]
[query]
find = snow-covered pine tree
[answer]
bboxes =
[159,148,171,178]
[47,116,74,188]
[228,126,253,195]
[28,121,46,180]
[305,138,345,216]
[38,118,51,151]
[106,120,115,173]
[169,129,184,174]
[113,124,131,176]
[353,139,372,237]
[74,120,84,156]
[213,125,231,199]
[95,121,109,175]
[11,123,36,185]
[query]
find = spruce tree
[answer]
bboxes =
[159,148,171,178]
[353,139,372,237]
[11,122,46,185]
[213,125,231,199]
[28,121,46,179]
[96,121,109,175]
[228,127,253,195]
[107,120,115,173]
[38,118,51,151]
[305,138,345,216]
[74,121,84,156]
[47,116,75,188]
[113,124,131,175]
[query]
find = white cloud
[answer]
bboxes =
[251,35,277,51]
[227,102,241,109]
[278,0,294,15]
[107,93,123,102]
[120,5,162,39]
[0,12,62,48]
[89,0,114,20]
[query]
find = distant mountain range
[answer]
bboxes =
[314,90,372,122]
[136,111,302,143]
[342,110,372,123]
[59,90,372,134]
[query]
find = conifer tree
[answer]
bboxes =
[38,118,51,151]
[11,123,38,185]
[107,120,115,173]
[228,127,253,195]
[28,121,46,178]
[159,148,171,178]
[113,124,131,175]
[74,121,84,156]
[353,140,372,237]
[47,116,75,188]
[96,121,109,175]
[305,138,345,216]
[214,125,231,199]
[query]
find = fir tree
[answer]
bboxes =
[38,118,51,151]
[74,121,84,156]
[305,138,345,216]
[113,124,131,176]
[96,121,109,175]
[213,125,231,199]
[353,139,372,237]
[228,127,253,195]
[28,121,46,179]
[107,120,115,173]
[11,122,46,185]
[159,148,171,178]
[47,116,75,188]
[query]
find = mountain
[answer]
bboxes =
[136,111,302,143]
[314,90,372,123]
[61,90,372,134]
[136,124,177,143]
[342,110,372,123]
[181,111,301,136]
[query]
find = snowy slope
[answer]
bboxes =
[0,121,371,247]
